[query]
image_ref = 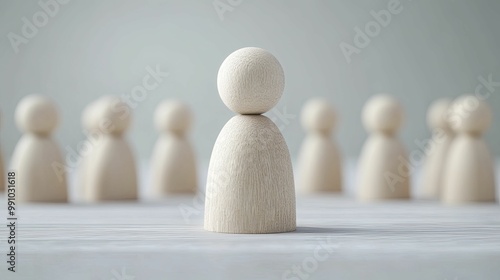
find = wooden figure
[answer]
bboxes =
[357,94,410,201]
[11,94,68,202]
[204,47,296,233]
[298,98,342,194]
[442,95,496,204]
[83,96,138,202]
[150,100,198,196]
[420,99,454,199]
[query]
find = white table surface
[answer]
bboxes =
[1,195,500,280]
[0,160,499,280]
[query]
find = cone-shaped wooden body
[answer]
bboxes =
[204,115,296,233]
[357,133,410,200]
[84,135,137,201]
[298,134,342,193]
[151,133,197,195]
[12,134,68,202]
[442,135,495,204]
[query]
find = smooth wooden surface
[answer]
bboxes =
[0,195,499,280]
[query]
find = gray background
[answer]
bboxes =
[1,0,499,164]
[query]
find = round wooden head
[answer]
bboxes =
[362,94,404,135]
[81,98,105,132]
[427,98,452,131]
[449,95,491,135]
[301,98,336,134]
[217,47,285,115]
[93,96,131,135]
[15,94,59,135]
[154,100,192,135]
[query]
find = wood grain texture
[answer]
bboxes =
[216,47,285,115]
[204,115,296,233]
[0,195,499,280]
[1,160,499,279]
